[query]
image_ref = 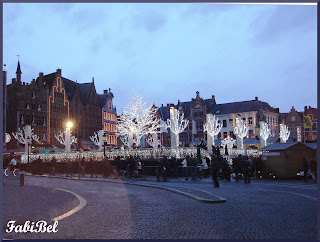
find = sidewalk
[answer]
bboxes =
[3,184,80,237]
[29,173,226,203]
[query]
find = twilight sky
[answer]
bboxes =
[4,3,317,114]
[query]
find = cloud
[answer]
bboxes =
[250,5,316,44]
[132,9,167,32]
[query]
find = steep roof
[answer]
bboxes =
[61,77,77,99]
[78,82,94,105]
[210,100,278,116]
[41,71,95,106]
[16,61,22,74]
[158,99,278,120]
[258,142,311,151]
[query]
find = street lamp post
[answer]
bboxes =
[26,136,31,172]
[103,133,107,158]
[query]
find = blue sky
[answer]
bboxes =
[4,3,317,114]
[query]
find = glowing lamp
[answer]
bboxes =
[67,121,73,128]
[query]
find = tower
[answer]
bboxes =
[16,60,22,84]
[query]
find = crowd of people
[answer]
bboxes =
[3,150,317,186]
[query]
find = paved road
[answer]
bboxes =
[4,175,317,239]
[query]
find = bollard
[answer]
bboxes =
[20,174,24,186]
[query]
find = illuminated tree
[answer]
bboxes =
[6,133,11,143]
[203,114,222,147]
[280,124,290,143]
[259,122,270,147]
[116,94,162,147]
[12,125,39,154]
[165,109,189,148]
[55,130,77,152]
[234,118,249,150]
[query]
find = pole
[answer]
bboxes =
[78,152,80,179]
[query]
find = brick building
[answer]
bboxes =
[158,91,280,147]
[304,106,317,142]
[279,106,317,143]
[98,89,117,148]
[6,61,117,148]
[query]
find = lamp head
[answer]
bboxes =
[66,121,73,128]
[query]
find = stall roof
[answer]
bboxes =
[259,142,310,151]
[304,143,317,150]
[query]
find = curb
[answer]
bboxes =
[51,188,87,221]
[27,174,226,203]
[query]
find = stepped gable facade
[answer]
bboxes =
[6,61,116,147]
[158,91,280,147]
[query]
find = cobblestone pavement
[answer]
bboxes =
[4,175,317,239]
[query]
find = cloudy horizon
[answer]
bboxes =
[4,3,317,113]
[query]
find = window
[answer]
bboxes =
[248,117,253,125]
[26,115,31,125]
[108,101,112,111]
[229,131,235,139]
[291,116,296,121]
[218,133,221,140]
[223,132,227,139]
[223,120,227,128]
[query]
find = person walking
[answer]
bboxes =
[89,157,97,178]
[232,155,242,182]
[302,158,309,183]
[309,158,317,184]
[211,155,220,187]
[182,157,188,180]
[241,156,252,184]
[50,156,57,176]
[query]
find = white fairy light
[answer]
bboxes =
[221,136,236,150]
[6,133,11,143]
[259,122,270,147]
[12,126,39,154]
[165,109,189,148]
[280,124,290,143]
[146,133,161,149]
[55,130,77,149]
[203,114,222,146]
[90,130,107,150]
[117,94,162,147]
[234,118,249,150]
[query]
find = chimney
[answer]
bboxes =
[109,88,111,92]
[104,89,108,94]
[56,69,61,77]
[12,78,16,84]
[212,95,216,105]
[161,104,163,107]
[304,106,307,112]
[255,97,258,101]
[309,106,311,109]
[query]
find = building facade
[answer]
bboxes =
[279,106,317,143]
[98,89,117,148]
[159,92,280,147]
[6,61,117,148]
